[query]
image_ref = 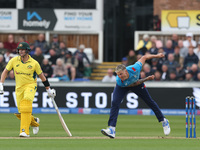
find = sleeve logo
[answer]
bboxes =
[132,67,136,71]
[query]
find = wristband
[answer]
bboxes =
[42,79,50,87]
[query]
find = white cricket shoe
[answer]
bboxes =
[162,118,171,136]
[19,132,30,137]
[33,118,40,135]
[101,127,115,138]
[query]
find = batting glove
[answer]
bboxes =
[0,82,4,95]
[46,88,56,98]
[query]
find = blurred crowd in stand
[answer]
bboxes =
[102,32,200,82]
[1,32,200,82]
[0,34,91,81]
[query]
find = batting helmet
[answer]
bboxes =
[16,42,31,53]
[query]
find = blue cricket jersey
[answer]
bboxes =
[116,61,142,87]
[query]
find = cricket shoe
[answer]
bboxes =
[162,118,170,136]
[33,118,40,135]
[101,127,115,138]
[19,132,30,137]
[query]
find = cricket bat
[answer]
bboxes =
[51,97,72,136]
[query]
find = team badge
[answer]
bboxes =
[16,64,20,67]
[27,65,32,69]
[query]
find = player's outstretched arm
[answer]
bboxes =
[145,53,164,60]
[0,69,9,95]
[126,75,155,87]
[138,53,164,65]
[0,69,9,83]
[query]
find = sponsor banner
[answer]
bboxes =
[18,9,57,30]
[162,10,200,31]
[0,86,198,109]
[0,9,102,31]
[1,107,199,116]
[0,9,18,30]
[54,9,102,31]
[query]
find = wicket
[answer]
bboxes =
[185,96,196,138]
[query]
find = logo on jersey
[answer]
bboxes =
[15,71,31,75]
[16,64,20,67]
[27,65,32,69]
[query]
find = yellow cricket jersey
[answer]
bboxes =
[6,55,43,89]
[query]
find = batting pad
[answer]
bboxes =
[14,113,39,127]
[20,99,32,135]
[31,116,39,127]
[14,113,21,120]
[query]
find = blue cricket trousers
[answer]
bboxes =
[108,83,165,127]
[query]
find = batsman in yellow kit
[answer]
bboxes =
[0,42,56,137]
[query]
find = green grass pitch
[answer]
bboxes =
[0,113,199,150]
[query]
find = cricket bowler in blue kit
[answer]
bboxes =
[101,53,171,138]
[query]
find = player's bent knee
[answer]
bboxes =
[20,99,32,113]
[15,113,39,127]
